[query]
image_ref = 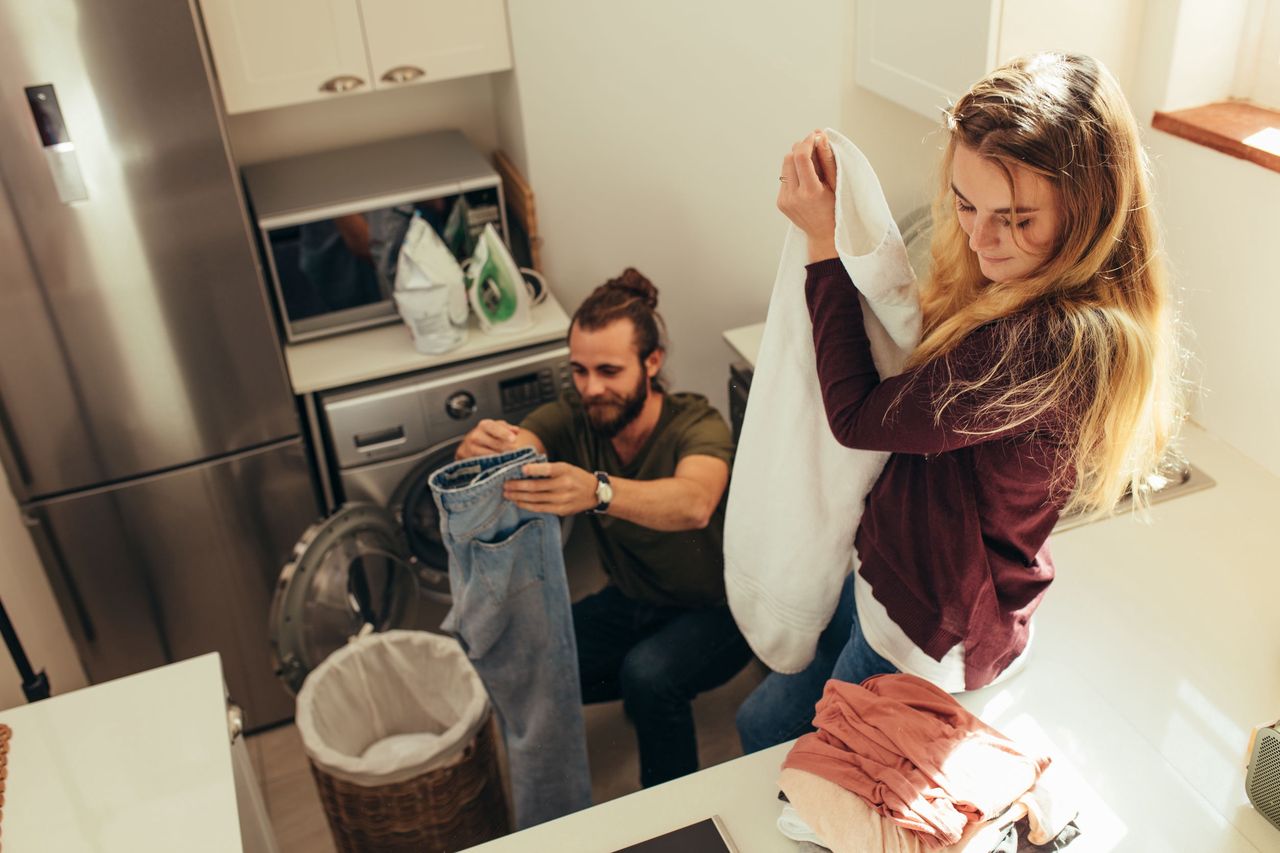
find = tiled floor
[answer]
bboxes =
[247,724,338,853]
[246,526,767,851]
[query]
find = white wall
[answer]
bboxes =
[838,46,942,225]
[1147,136,1280,475]
[1161,0,1251,110]
[998,0,1149,94]
[225,74,501,165]
[499,0,846,412]
[1132,0,1280,476]
[0,467,87,710]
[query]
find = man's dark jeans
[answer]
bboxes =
[573,584,753,788]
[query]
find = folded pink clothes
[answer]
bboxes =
[781,674,1051,847]
[777,767,1028,853]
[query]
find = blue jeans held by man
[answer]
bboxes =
[430,447,592,829]
[735,571,898,753]
[574,584,752,788]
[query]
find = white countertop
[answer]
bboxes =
[723,321,766,368]
[285,293,572,394]
[470,331,1280,852]
[0,653,243,853]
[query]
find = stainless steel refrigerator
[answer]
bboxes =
[0,0,320,727]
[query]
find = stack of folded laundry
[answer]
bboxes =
[776,674,1081,852]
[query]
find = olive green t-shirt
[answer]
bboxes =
[520,391,735,608]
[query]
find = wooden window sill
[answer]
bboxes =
[1151,101,1280,174]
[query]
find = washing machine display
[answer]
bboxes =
[498,368,560,412]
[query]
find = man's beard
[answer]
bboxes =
[584,371,649,439]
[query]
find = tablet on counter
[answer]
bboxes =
[611,815,738,853]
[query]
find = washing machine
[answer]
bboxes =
[269,340,574,693]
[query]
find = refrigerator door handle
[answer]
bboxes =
[22,509,96,643]
[22,84,89,204]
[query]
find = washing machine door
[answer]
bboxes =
[388,439,462,599]
[269,504,423,695]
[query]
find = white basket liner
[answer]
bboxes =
[295,630,490,787]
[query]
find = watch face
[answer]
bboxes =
[595,474,613,510]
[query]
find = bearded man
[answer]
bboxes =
[456,268,750,789]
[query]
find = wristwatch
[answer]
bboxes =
[591,471,613,515]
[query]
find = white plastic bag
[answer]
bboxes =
[295,630,489,787]
[394,214,469,354]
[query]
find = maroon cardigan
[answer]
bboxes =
[805,258,1074,689]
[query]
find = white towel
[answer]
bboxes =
[724,130,921,673]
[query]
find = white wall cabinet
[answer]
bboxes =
[200,0,512,114]
[855,0,1000,123]
[855,0,1145,121]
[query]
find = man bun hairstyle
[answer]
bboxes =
[572,268,669,391]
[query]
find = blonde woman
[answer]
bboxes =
[738,52,1180,750]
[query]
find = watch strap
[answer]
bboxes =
[591,470,612,514]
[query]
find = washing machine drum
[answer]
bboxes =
[269,503,441,695]
[270,449,571,694]
[390,453,454,579]
[383,446,573,584]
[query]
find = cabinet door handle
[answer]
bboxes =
[380,65,426,84]
[318,75,366,94]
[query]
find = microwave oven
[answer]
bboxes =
[243,130,507,343]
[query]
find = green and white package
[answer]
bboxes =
[464,223,532,335]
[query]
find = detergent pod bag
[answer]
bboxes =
[464,223,533,335]
[392,213,469,355]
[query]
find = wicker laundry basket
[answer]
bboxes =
[296,630,511,853]
[309,711,509,853]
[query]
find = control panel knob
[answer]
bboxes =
[445,391,477,420]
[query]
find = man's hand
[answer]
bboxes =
[504,462,598,516]
[456,419,520,460]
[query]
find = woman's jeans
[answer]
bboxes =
[735,571,898,753]
[431,448,592,829]
[574,584,752,788]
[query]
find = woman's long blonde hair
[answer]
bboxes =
[914,52,1182,518]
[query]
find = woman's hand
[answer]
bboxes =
[777,131,838,263]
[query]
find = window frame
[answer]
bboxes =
[1235,0,1280,108]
